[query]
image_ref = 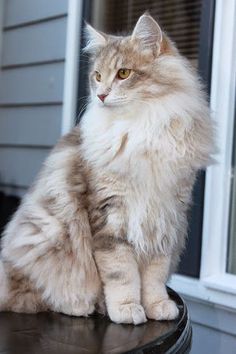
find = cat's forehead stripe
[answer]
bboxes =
[99,43,123,70]
[108,49,120,70]
[97,54,127,73]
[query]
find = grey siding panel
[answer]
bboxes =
[183,296,236,354]
[2,17,67,66]
[185,296,236,336]
[191,323,236,354]
[0,106,62,146]
[0,147,50,187]
[0,62,64,104]
[4,0,68,27]
[0,0,68,194]
[0,185,27,198]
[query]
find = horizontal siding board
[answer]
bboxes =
[0,1,68,194]
[0,106,62,146]
[2,17,67,67]
[4,0,68,27]
[0,62,64,104]
[0,147,50,187]
[0,185,27,198]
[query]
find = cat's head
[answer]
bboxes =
[84,14,180,109]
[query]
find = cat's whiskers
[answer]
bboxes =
[77,99,91,121]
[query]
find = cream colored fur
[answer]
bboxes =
[0,14,215,324]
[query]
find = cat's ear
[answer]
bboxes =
[131,14,162,52]
[83,23,107,53]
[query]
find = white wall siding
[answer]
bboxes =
[191,323,236,354]
[2,17,67,67]
[0,147,50,187]
[0,63,64,104]
[184,296,236,354]
[0,106,62,146]
[3,0,68,28]
[0,63,64,105]
[0,0,69,196]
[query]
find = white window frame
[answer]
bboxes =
[169,0,236,310]
[61,0,83,135]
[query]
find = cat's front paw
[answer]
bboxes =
[108,303,147,325]
[145,299,179,321]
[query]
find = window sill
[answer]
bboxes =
[168,274,236,311]
[203,273,236,295]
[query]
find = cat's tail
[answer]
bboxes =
[0,258,9,310]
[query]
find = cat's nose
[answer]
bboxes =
[97,93,108,103]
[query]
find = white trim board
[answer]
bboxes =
[61,0,83,135]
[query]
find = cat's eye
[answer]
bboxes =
[95,71,101,82]
[117,68,131,80]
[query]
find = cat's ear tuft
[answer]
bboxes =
[83,23,107,53]
[131,14,162,52]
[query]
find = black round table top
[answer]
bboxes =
[0,288,191,354]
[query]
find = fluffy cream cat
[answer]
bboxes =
[0,14,214,324]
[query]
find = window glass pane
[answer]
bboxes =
[95,0,202,67]
[89,0,213,278]
[227,104,236,275]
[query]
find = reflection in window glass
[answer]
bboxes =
[90,0,205,278]
[101,0,202,66]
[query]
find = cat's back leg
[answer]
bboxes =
[0,260,47,313]
[1,204,101,316]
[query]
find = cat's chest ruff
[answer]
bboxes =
[87,123,160,174]
[86,127,174,255]
[81,104,166,170]
[124,162,160,243]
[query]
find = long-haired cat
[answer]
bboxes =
[0,14,214,324]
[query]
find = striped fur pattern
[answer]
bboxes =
[0,14,215,324]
